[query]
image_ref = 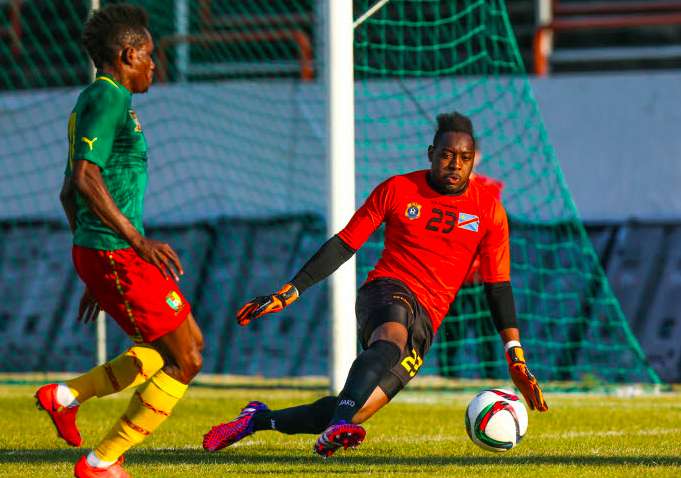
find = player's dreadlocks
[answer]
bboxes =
[432,112,476,147]
[82,4,149,69]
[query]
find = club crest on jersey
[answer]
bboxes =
[405,202,422,220]
[165,291,184,313]
[129,110,142,132]
[457,212,480,232]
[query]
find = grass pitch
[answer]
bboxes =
[1,384,680,478]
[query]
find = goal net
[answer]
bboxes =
[0,0,659,387]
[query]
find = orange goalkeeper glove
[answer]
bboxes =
[236,283,299,326]
[506,343,548,412]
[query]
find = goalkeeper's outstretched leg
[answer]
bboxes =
[202,386,389,453]
[205,279,432,457]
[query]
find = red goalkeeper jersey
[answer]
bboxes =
[338,170,510,332]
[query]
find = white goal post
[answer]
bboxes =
[326,0,390,394]
[326,0,357,394]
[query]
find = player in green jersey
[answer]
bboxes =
[34,5,203,478]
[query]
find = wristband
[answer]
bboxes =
[277,283,299,304]
[504,340,521,352]
[505,341,525,364]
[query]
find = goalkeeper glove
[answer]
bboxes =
[236,283,299,326]
[505,342,548,412]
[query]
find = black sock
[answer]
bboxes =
[331,339,401,424]
[252,396,337,434]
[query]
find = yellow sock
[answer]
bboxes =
[66,345,164,403]
[94,370,188,462]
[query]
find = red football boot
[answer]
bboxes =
[35,383,82,447]
[74,455,129,478]
[313,421,366,458]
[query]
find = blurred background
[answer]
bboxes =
[0,0,679,387]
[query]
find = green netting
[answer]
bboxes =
[0,0,334,377]
[353,0,660,385]
[0,0,660,386]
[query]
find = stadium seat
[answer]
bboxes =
[636,226,681,382]
[1,217,674,381]
[534,1,681,75]
[0,216,331,376]
[605,223,665,332]
[192,216,328,376]
[585,224,615,268]
[0,224,80,371]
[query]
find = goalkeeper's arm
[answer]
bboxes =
[236,235,356,325]
[484,281,549,412]
[289,235,356,294]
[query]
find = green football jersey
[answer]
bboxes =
[66,73,148,250]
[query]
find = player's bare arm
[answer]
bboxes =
[72,160,183,281]
[59,176,78,233]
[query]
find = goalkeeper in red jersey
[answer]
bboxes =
[203,112,548,458]
[34,5,203,477]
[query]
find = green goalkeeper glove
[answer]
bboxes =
[236,283,299,326]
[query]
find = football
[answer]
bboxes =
[465,389,528,452]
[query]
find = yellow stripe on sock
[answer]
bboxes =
[151,370,188,399]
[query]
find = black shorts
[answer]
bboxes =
[356,278,434,400]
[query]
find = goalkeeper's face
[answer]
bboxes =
[428,132,475,194]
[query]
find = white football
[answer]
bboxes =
[465,388,528,452]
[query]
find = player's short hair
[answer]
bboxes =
[432,112,476,147]
[82,4,149,69]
